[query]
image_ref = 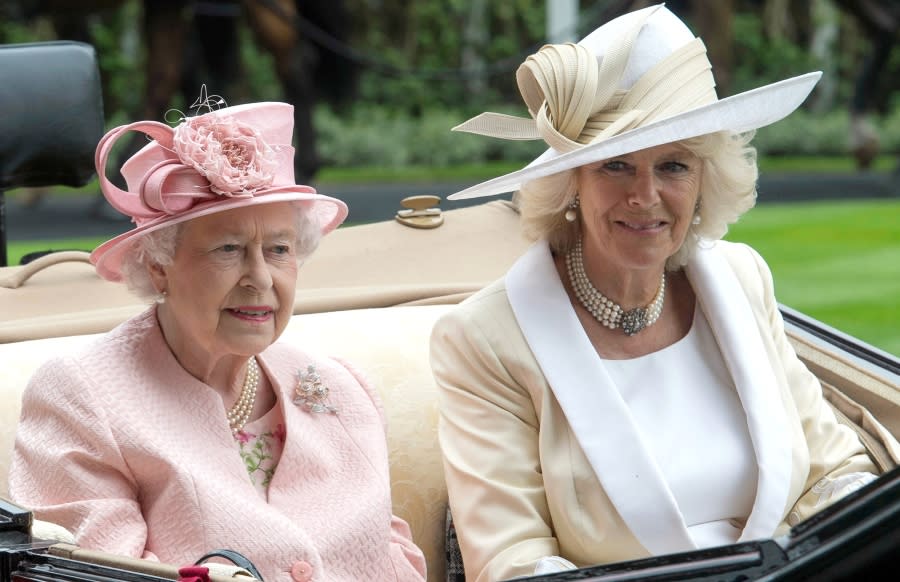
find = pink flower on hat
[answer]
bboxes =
[173,114,278,196]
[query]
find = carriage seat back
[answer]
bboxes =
[0,41,105,266]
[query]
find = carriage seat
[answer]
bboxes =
[0,305,453,582]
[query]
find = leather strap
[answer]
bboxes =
[195,549,264,581]
[0,251,93,289]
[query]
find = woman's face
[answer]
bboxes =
[575,142,702,273]
[151,202,300,364]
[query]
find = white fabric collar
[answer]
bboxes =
[504,241,792,554]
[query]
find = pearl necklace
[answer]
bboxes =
[565,237,666,336]
[226,357,260,434]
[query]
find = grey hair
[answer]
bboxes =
[513,130,758,269]
[119,204,323,301]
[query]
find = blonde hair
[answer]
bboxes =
[119,204,323,301]
[513,131,758,269]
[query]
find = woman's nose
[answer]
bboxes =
[240,247,273,292]
[627,169,661,207]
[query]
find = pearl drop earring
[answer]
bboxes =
[565,195,580,222]
[155,290,167,304]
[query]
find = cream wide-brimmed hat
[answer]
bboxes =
[90,101,348,281]
[448,3,821,200]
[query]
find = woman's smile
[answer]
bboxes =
[226,306,276,322]
[614,217,669,234]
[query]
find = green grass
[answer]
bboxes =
[724,199,900,356]
[756,155,898,174]
[7,238,108,266]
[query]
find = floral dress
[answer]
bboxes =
[234,405,286,497]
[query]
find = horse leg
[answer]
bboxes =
[101,0,188,202]
[687,0,735,96]
[243,0,320,182]
[834,0,900,171]
[42,2,120,211]
[183,1,243,104]
[850,30,894,170]
[142,0,190,118]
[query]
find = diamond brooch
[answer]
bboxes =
[294,364,338,414]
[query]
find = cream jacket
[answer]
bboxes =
[10,308,426,582]
[430,240,877,582]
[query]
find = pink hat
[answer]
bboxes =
[90,101,348,281]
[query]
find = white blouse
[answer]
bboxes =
[603,307,759,548]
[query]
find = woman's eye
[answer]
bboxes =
[219,244,241,253]
[271,245,291,255]
[602,161,628,172]
[660,161,689,173]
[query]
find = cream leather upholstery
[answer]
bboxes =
[0,305,452,582]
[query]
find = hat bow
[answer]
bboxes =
[454,6,717,153]
[95,115,294,226]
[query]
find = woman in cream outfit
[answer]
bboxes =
[430,5,892,581]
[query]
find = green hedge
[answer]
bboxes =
[6,1,898,168]
[313,105,900,168]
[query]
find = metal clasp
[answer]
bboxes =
[395,195,443,229]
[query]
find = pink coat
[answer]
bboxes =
[10,309,426,582]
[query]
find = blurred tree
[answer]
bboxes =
[344,0,545,112]
[3,0,894,168]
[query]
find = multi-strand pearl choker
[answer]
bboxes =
[565,237,666,336]
[226,357,260,434]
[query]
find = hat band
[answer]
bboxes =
[453,13,717,153]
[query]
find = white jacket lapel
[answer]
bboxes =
[506,242,694,554]
[686,243,792,541]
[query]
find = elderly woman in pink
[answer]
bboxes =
[9,100,426,582]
